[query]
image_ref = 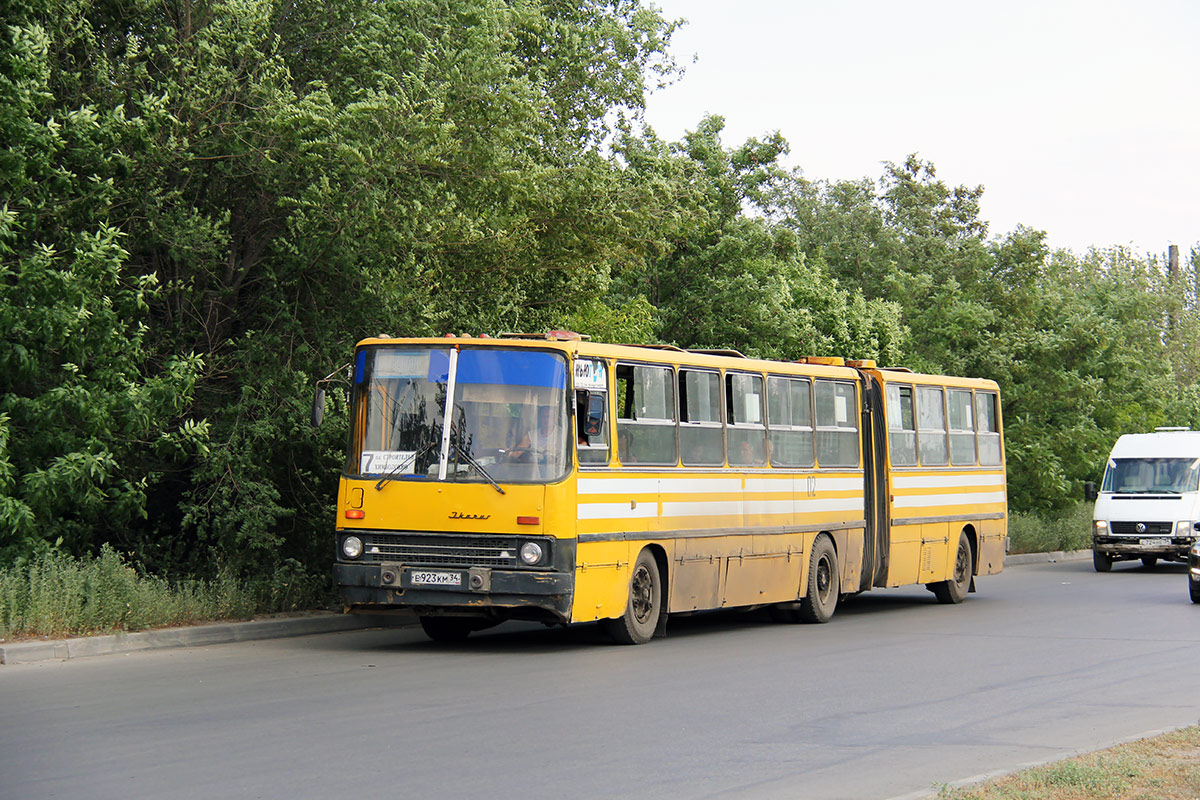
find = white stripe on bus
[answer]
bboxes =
[578,496,865,520]
[891,474,1005,489]
[892,491,1007,508]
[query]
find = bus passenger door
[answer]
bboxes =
[860,373,890,590]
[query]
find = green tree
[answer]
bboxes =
[0,5,206,562]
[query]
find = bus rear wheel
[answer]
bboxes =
[799,535,839,623]
[931,531,972,604]
[603,549,661,645]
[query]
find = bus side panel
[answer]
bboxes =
[832,528,865,591]
[918,522,951,583]
[571,540,633,622]
[887,523,922,587]
[722,534,804,607]
[670,537,723,611]
[978,518,1006,574]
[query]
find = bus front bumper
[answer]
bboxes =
[334,562,574,622]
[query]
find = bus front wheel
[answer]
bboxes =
[604,549,661,645]
[799,535,839,623]
[931,531,972,604]
[419,616,487,643]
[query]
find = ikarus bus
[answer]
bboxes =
[315,332,1008,644]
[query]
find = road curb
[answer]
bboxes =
[0,612,415,666]
[1004,549,1091,566]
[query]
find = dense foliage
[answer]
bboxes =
[3,0,1198,586]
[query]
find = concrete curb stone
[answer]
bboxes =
[0,611,414,666]
[0,552,1092,665]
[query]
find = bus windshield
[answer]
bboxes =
[352,346,570,484]
[1101,457,1200,494]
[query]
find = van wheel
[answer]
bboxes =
[1141,556,1157,568]
[932,531,972,604]
[1093,550,1113,572]
[799,535,839,623]
[603,549,661,645]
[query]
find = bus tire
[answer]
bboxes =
[603,549,661,645]
[1093,550,1113,572]
[419,616,479,643]
[799,535,839,623]
[932,531,973,604]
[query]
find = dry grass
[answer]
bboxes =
[938,726,1200,799]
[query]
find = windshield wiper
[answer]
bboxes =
[374,438,439,491]
[449,435,506,495]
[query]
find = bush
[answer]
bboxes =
[1008,501,1093,555]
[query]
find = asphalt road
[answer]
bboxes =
[3,558,1199,800]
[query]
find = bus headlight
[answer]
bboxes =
[341,535,364,559]
[520,541,544,565]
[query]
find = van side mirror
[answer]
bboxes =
[1084,481,1097,501]
[312,387,326,428]
[585,392,606,436]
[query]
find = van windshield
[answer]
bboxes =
[1101,457,1200,494]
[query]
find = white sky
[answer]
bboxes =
[642,0,1199,257]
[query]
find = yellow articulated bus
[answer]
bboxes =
[324,332,1007,644]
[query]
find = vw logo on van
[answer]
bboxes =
[1136,522,1147,533]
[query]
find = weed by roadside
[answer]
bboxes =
[0,545,333,640]
[937,726,1200,799]
[1008,502,1093,555]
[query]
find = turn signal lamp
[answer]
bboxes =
[345,510,365,520]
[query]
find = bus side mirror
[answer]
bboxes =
[312,387,326,428]
[585,393,606,436]
[1084,481,1097,501]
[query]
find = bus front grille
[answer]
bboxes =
[359,532,520,568]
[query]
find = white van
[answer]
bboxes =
[1087,428,1200,571]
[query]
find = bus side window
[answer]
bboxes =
[680,369,724,466]
[726,372,767,466]
[975,391,1002,465]
[768,376,814,467]
[815,379,859,467]
[886,384,917,466]
[947,388,976,465]
[616,363,677,465]
[916,386,948,466]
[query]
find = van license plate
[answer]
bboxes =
[1139,538,1170,548]
[407,570,463,587]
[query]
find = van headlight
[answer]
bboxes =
[519,541,544,565]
